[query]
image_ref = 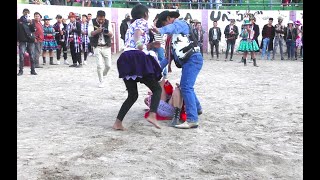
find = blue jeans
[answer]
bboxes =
[261,38,271,60]
[180,53,203,123]
[152,47,168,77]
[286,39,296,59]
[19,42,35,72]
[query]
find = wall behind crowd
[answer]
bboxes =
[17,4,303,54]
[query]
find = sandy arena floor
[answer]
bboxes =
[17,52,303,180]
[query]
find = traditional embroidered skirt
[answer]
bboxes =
[117,50,162,83]
[42,35,58,51]
[238,39,260,52]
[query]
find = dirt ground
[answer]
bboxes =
[17,52,303,180]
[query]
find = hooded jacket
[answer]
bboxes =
[17,16,36,43]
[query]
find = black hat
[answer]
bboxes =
[97,10,106,17]
[156,10,180,28]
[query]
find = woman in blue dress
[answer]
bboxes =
[42,15,58,65]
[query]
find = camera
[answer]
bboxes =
[103,28,109,34]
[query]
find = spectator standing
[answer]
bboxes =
[224,18,239,61]
[42,15,58,65]
[120,13,131,44]
[260,18,275,60]
[66,12,82,67]
[17,8,37,76]
[208,20,221,60]
[87,13,94,56]
[81,14,90,65]
[53,14,69,65]
[284,20,297,60]
[33,12,44,68]
[250,16,260,52]
[238,20,259,67]
[272,16,285,60]
[193,22,205,56]
[294,20,302,60]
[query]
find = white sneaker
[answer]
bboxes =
[57,60,60,65]
[98,81,104,88]
[174,121,199,129]
[83,60,87,65]
[88,52,93,56]
[64,60,70,65]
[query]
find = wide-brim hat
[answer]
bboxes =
[243,19,251,25]
[277,16,284,21]
[288,20,294,24]
[295,20,302,26]
[156,10,180,28]
[68,12,77,18]
[42,15,52,21]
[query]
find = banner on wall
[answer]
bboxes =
[17,5,302,54]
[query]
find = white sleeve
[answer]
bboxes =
[88,20,94,38]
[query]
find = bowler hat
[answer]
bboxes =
[42,15,52,21]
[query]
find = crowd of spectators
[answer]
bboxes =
[28,0,303,9]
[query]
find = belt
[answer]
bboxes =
[97,44,107,47]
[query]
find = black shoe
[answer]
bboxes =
[31,71,37,75]
[198,109,203,115]
[76,64,83,68]
[281,58,284,60]
[17,71,23,76]
[69,64,77,67]
[229,59,233,61]
[35,66,43,68]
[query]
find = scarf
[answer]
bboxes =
[67,22,80,53]
[81,22,89,52]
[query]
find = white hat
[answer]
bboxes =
[288,20,294,24]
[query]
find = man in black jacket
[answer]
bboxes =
[208,20,221,60]
[193,22,205,56]
[224,19,239,61]
[250,17,260,52]
[17,8,37,76]
[120,13,131,44]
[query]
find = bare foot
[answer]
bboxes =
[146,112,161,129]
[112,119,126,130]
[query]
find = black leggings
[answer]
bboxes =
[117,78,162,121]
